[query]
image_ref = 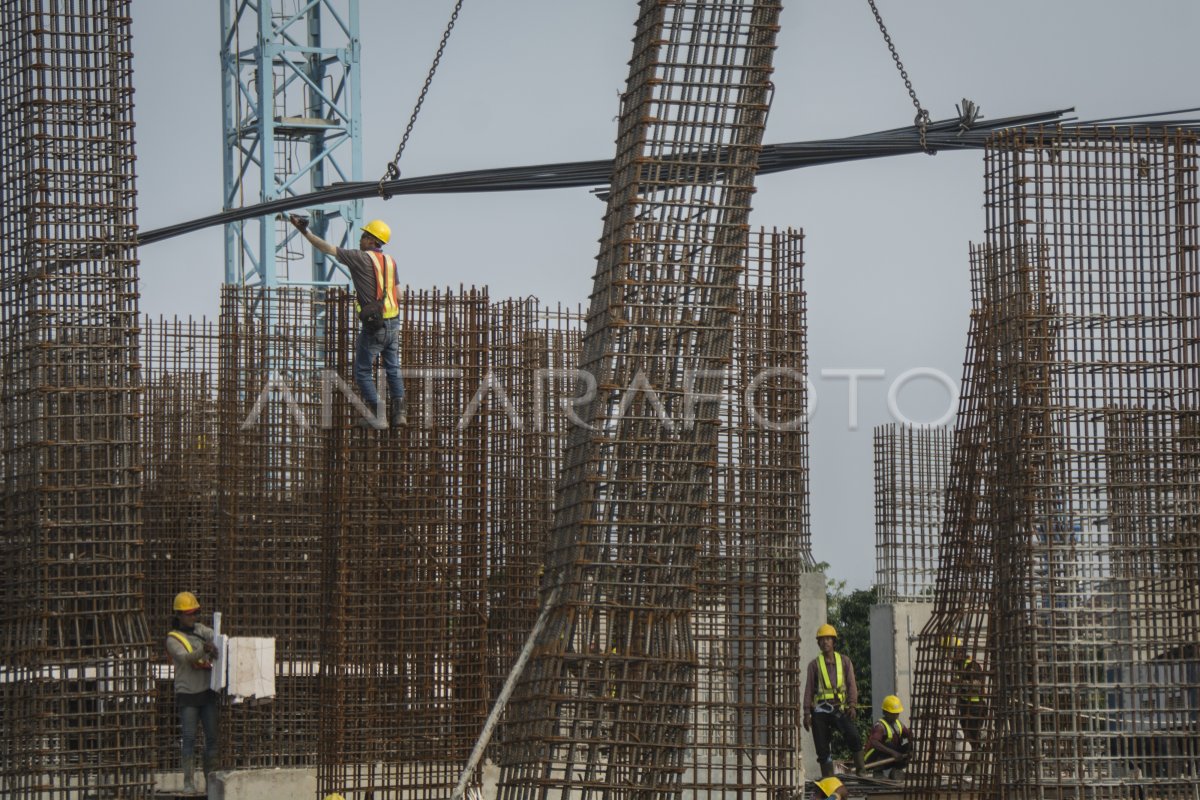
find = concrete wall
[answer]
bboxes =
[869,602,934,716]
[209,768,315,800]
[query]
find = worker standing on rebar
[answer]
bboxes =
[165,591,220,794]
[803,623,866,778]
[863,694,913,778]
[289,214,406,428]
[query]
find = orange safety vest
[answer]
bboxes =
[367,250,400,319]
[815,652,846,705]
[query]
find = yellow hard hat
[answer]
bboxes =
[815,776,844,797]
[361,219,391,244]
[882,694,904,714]
[173,591,200,613]
[815,623,838,639]
[323,795,346,800]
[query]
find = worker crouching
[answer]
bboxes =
[803,623,866,777]
[863,694,912,779]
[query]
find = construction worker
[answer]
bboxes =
[951,638,986,758]
[803,623,866,778]
[165,591,220,793]
[289,214,406,428]
[811,776,849,799]
[863,694,912,778]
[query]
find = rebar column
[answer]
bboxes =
[689,228,812,796]
[909,126,1200,800]
[317,286,493,797]
[0,1,153,796]
[874,424,952,604]
[215,286,329,768]
[495,2,783,797]
[141,316,221,770]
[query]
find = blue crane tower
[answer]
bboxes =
[220,0,362,293]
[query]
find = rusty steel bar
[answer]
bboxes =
[688,227,812,796]
[215,286,329,768]
[874,424,952,604]
[909,127,1200,800]
[495,2,784,797]
[0,1,154,797]
[141,315,221,771]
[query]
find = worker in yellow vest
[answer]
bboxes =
[864,694,912,778]
[290,214,406,429]
[165,591,220,793]
[803,623,865,778]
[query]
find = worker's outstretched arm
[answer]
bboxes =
[289,215,337,257]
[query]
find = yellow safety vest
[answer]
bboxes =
[167,630,211,669]
[865,718,905,762]
[815,653,846,704]
[961,657,981,703]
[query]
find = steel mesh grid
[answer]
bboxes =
[688,227,811,797]
[0,1,153,797]
[908,127,1200,800]
[140,315,221,770]
[484,298,585,748]
[216,286,329,768]
[317,286,493,797]
[874,424,952,604]
[495,3,783,794]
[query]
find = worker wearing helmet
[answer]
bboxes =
[803,623,865,778]
[290,214,406,429]
[863,694,912,778]
[811,776,849,798]
[947,636,986,762]
[165,591,220,793]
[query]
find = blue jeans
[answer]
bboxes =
[180,696,218,766]
[354,317,404,408]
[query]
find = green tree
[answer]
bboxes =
[819,564,878,760]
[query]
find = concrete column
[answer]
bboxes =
[869,602,934,715]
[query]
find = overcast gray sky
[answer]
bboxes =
[130,1,1200,591]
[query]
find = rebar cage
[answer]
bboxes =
[909,126,1200,800]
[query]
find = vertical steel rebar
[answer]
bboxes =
[908,127,1200,800]
[0,1,153,796]
[494,2,784,797]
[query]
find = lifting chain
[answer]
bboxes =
[866,0,934,155]
[378,0,467,199]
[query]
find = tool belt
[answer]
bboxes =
[814,701,839,715]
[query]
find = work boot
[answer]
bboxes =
[203,754,218,788]
[358,402,387,430]
[819,760,835,779]
[853,749,866,776]
[389,395,407,427]
[181,756,196,793]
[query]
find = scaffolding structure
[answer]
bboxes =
[908,126,1200,799]
[220,0,363,290]
[0,2,153,797]
[874,424,952,604]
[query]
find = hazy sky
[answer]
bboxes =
[130,1,1200,591]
